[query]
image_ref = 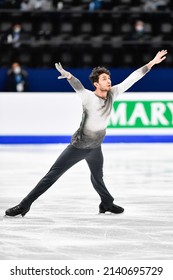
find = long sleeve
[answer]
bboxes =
[112,65,150,98]
[68,75,85,93]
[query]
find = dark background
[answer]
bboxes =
[0,0,173,91]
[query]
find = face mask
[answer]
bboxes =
[136,26,144,32]
[13,67,21,74]
[14,27,21,33]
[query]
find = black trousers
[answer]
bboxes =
[20,144,114,209]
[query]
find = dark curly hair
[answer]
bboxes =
[89,66,111,86]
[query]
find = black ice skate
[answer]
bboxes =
[5,204,30,217]
[99,203,124,214]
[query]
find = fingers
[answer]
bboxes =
[55,62,63,71]
[159,49,168,56]
[155,50,167,62]
[58,62,63,69]
[55,62,63,79]
[55,61,68,79]
[159,49,167,53]
[55,63,60,70]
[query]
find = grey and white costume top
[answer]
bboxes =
[68,65,149,149]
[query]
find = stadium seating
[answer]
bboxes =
[0,0,172,68]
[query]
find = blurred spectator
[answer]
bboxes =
[142,0,170,12]
[21,0,52,10]
[130,20,151,41]
[56,1,63,11]
[5,22,32,48]
[6,62,29,92]
[20,0,33,11]
[88,0,102,11]
[52,0,64,11]
[6,23,23,48]
[133,20,145,39]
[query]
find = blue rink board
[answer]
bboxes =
[1,135,173,144]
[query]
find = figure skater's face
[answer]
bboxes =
[94,73,111,92]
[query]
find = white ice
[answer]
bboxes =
[0,143,173,260]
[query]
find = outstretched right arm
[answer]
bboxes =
[55,62,85,92]
[112,49,167,97]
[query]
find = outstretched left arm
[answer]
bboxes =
[112,49,168,96]
[147,49,168,70]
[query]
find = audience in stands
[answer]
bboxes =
[131,20,150,41]
[6,62,29,92]
[142,0,170,12]
[21,0,53,11]
[56,1,63,11]
[6,23,29,48]
[88,0,102,11]
[0,0,171,12]
[0,0,172,68]
[7,24,22,48]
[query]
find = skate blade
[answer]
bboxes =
[3,214,24,218]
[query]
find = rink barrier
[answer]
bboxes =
[1,93,173,144]
[1,135,173,144]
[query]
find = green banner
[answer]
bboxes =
[108,101,173,128]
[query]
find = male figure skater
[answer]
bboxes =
[5,50,167,217]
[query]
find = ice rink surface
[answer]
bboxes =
[0,143,173,260]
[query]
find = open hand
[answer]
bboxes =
[147,49,168,69]
[152,49,168,65]
[55,62,71,79]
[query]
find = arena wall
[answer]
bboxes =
[1,93,173,144]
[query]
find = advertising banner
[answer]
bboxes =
[0,93,173,143]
